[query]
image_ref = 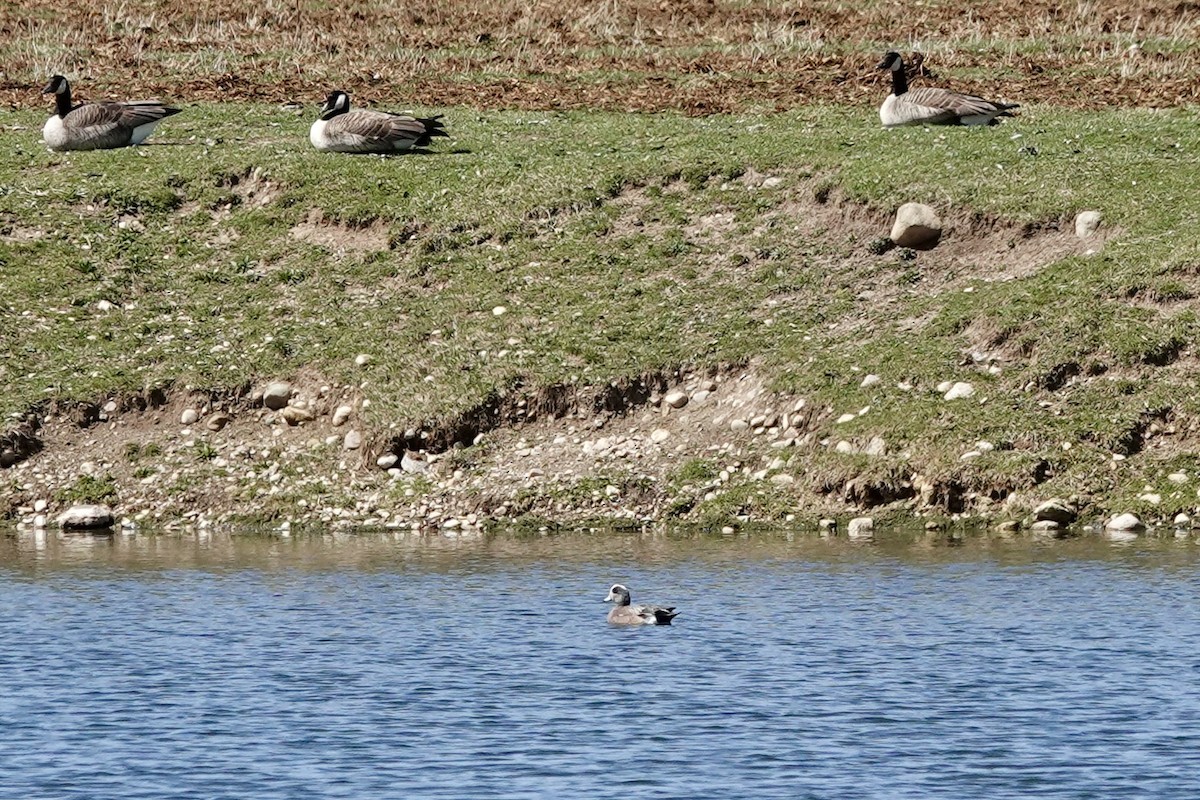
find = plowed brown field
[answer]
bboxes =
[2,0,1198,113]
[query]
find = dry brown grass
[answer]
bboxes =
[3,0,1200,113]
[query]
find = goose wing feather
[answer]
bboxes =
[898,88,1016,125]
[64,101,178,148]
[325,110,431,152]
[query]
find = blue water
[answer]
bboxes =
[0,528,1198,799]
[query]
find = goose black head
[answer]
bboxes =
[877,51,904,72]
[320,90,351,120]
[604,584,632,605]
[42,75,70,95]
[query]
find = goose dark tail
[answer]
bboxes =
[416,115,449,146]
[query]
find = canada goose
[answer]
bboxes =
[604,584,679,626]
[41,75,181,151]
[877,51,1019,128]
[309,91,448,154]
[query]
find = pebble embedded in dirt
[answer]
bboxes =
[650,428,671,443]
[663,390,689,409]
[332,405,353,427]
[206,412,232,432]
[861,374,881,388]
[180,409,199,425]
[343,430,363,450]
[281,406,315,426]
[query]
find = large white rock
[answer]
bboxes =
[1034,499,1076,524]
[58,504,115,530]
[890,203,942,248]
[1075,211,1102,238]
[1106,512,1145,532]
[262,381,293,410]
[847,516,874,539]
[943,382,975,401]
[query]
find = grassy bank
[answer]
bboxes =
[3,101,1200,525]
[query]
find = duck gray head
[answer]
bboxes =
[604,584,632,606]
[320,90,352,120]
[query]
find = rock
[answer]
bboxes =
[975,440,995,452]
[58,504,115,530]
[995,520,1020,533]
[960,450,982,460]
[377,453,399,469]
[1139,493,1162,505]
[761,176,784,189]
[205,412,232,432]
[1074,210,1102,238]
[1034,498,1076,524]
[663,390,689,409]
[889,202,942,248]
[847,516,874,539]
[332,405,353,427]
[863,436,888,456]
[730,419,750,432]
[861,374,881,388]
[1174,512,1191,527]
[33,499,47,513]
[1030,519,1062,534]
[819,518,837,533]
[492,305,508,316]
[280,405,315,426]
[354,353,371,366]
[343,430,363,450]
[943,382,975,401]
[401,452,428,474]
[1106,512,1145,532]
[835,440,856,454]
[650,428,671,443]
[1168,472,1188,484]
[835,413,856,424]
[180,409,199,425]
[263,381,293,410]
[769,473,795,485]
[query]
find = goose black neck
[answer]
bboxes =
[891,67,908,97]
[54,89,73,118]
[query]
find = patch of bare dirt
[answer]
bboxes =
[225,166,281,208]
[290,209,392,255]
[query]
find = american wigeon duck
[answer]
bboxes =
[42,75,181,151]
[877,51,1019,128]
[604,583,679,625]
[309,90,448,154]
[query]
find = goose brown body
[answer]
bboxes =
[877,52,1018,128]
[41,75,180,151]
[310,91,448,154]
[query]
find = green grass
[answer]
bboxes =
[5,103,1200,516]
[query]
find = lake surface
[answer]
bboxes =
[1,526,1198,799]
